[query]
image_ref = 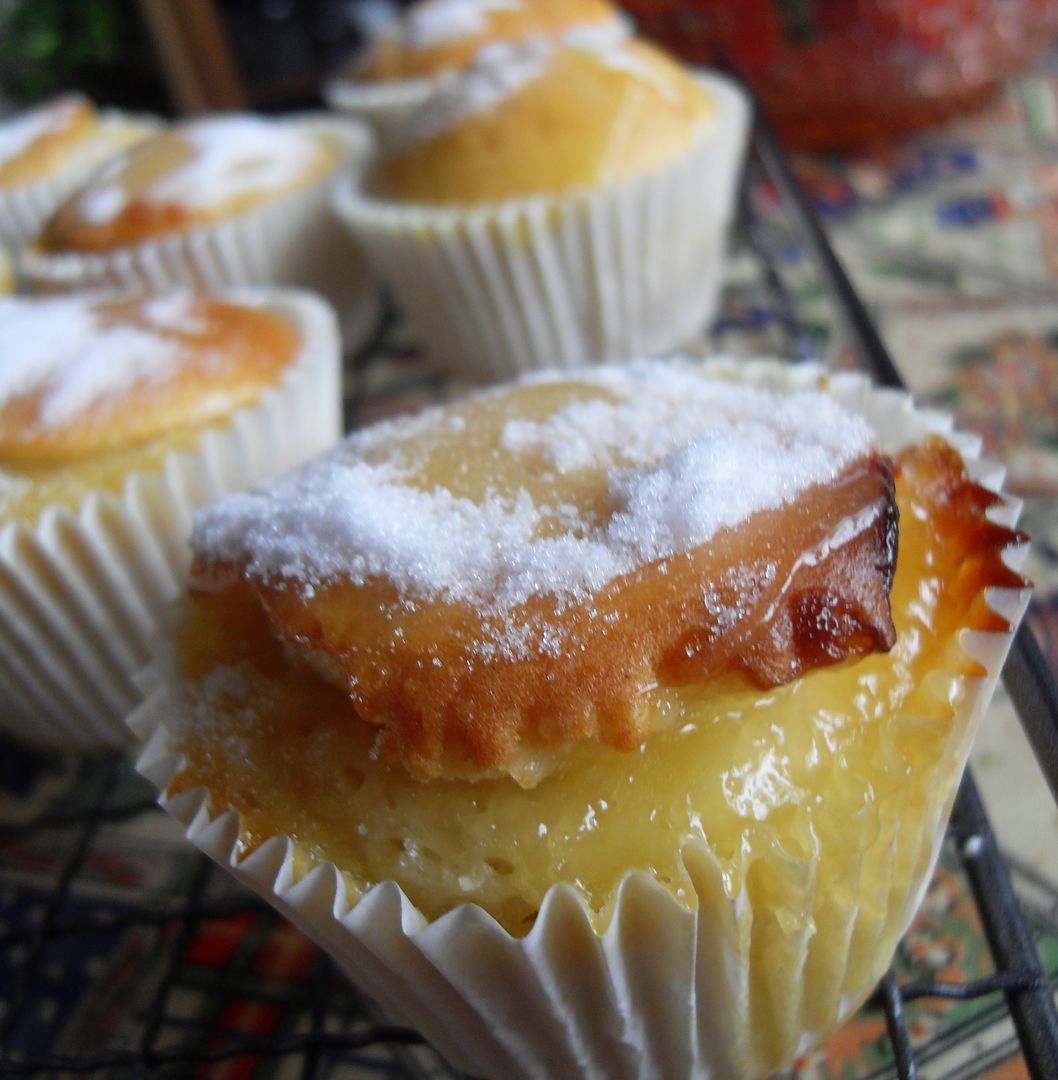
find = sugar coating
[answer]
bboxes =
[141,293,210,334]
[391,36,552,148]
[403,0,522,49]
[0,295,209,429]
[193,361,875,610]
[391,28,695,149]
[78,115,322,223]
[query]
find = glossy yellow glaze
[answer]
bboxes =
[356,0,622,81]
[369,39,713,204]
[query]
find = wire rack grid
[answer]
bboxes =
[1,119,1058,1079]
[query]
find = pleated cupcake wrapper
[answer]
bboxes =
[334,72,751,379]
[18,117,379,345]
[0,112,163,253]
[0,288,342,753]
[131,361,1030,1079]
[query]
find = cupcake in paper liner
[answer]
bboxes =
[132,358,1029,1079]
[0,287,341,752]
[18,113,379,348]
[0,94,160,252]
[324,0,630,141]
[334,34,750,380]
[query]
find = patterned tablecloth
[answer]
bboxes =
[3,64,1058,1080]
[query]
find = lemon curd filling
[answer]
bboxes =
[368,36,713,204]
[0,294,299,527]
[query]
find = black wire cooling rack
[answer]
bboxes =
[2,119,1058,1080]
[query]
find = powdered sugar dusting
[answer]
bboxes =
[0,295,206,429]
[193,361,876,613]
[140,293,210,334]
[403,0,521,49]
[558,15,628,51]
[391,36,552,148]
[75,115,323,223]
[78,177,125,224]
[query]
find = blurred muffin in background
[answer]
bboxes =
[335,34,749,378]
[21,113,378,347]
[0,93,158,250]
[0,288,341,752]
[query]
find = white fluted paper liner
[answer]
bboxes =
[131,361,1030,1079]
[18,117,379,348]
[0,288,342,752]
[334,72,750,379]
[0,112,162,253]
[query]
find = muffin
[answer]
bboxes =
[20,114,378,346]
[0,288,341,751]
[324,0,630,138]
[0,94,159,250]
[134,358,1029,1079]
[335,36,750,378]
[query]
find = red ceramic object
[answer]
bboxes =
[622,0,1058,149]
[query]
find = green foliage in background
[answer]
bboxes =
[0,0,165,111]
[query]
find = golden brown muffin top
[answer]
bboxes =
[354,0,625,81]
[189,363,901,784]
[0,94,97,188]
[368,36,713,204]
[0,293,299,467]
[41,115,338,252]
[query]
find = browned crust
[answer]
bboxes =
[191,450,909,780]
